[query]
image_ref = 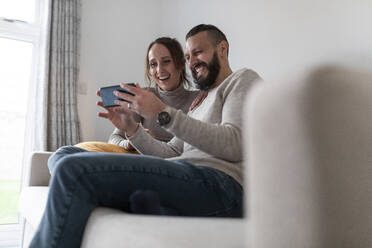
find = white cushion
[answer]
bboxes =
[246,66,372,247]
[19,186,245,248]
[82,208,245,248]
[19,186,49,229]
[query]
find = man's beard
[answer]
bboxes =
[192,52,220,91]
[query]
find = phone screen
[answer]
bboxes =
[99,83,135,107]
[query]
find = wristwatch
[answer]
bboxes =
[157,106,172,126]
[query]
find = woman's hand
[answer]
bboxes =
[114,83,166,120]
[96,90,139,136]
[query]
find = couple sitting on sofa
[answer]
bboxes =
[30,24,262,247]
[75,36,200,154]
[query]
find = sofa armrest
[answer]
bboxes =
[25,151,53,186]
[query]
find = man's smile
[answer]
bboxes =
[193,63,207,79]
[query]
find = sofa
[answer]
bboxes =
[19,65,372,247]
[18,152,245,248]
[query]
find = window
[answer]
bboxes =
[0,0,36,23]
[0,38,33,225]
[0,1,47,247]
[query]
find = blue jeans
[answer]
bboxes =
[30,146,243,248]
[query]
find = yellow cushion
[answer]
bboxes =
[74,142,139,154]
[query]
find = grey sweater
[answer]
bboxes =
[128,68,262,185]
[108,84,198,147]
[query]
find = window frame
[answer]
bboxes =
[0,0,47,247]
[0,0,43,41]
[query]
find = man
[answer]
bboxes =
[30,24,261,248]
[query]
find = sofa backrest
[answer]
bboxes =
[244,65,372,248]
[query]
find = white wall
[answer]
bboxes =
[161,0,372,80]
[78,0,372,141]
[78,0,163,141]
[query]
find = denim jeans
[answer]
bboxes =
[30,146,243,248]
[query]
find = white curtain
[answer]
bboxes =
[23,0,51,160]
[23,0,82,165]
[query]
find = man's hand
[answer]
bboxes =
[114,83,166,120]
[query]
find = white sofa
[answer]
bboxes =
[19,65,372,248]
[18,150,245,248]
[246,65,372,248]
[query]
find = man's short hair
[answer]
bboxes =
[185,24,229,56]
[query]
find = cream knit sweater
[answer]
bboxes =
[129,68,261,185]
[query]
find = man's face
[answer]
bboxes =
[185,31,220,90]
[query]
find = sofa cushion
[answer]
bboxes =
[19,186,49,229]
[245,66,372,247]
[82,208,245,248]
[19,186,245,248]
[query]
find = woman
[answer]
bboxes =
[108,37,200,151]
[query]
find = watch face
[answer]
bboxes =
[157,111,171,126]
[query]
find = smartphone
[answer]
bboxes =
[99,83,136,107]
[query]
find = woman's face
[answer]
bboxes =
[148,43,182,91]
